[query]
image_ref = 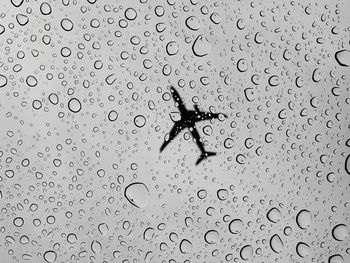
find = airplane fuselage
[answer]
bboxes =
[160,86,226,165]
[180,110,212,125]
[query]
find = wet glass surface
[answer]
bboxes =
[0,0,349,262]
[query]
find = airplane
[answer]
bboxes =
[160,86,227,165]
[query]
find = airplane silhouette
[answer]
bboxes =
[160,86,227,165]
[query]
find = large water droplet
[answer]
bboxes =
[296,242,310,258]
[179,239,192,254]
[296,209,312,229]
[335,50,350,67]
[192,35,211,57]
[124,182,149,208]
[332,224,348,241]
[267,207,281,223]
[329,254,344,263]
[185,16,200,30]
[91,240,102,254]
[43,251,57,263]
[0,75,8,88]
[204,230,219,244]
[229,219,244,234]
[270,234,284,253]
[240,245,253,260]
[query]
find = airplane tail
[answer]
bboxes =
[196,151,216,165]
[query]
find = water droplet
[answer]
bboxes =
[240,245,253,260]
[108,110,118,121]
[134,115,146,128]
[210,12,221,24]
[11,0,23,7]
[166,41,179,56]
[16,14,29,26]
[267,207,282,223]
[270,234,284,253]
[68,98,82,113]
[13,217,24,227]
[40,2,52,15]
[26,75,38,87]
[125,8,137,21]
[179,239,192,254]
[204,230,219,244]
[124,182,149,208]
[335,50,350,67]
[98,223,109,236]
[185,16,200,30]
[223,138,234,149]
[192,35,211,57]
[0,75,8,88]
[67,233,77,244]
[91,240,102,254]
[296,209,312,229]
[229,219,244,234]
[296,242,310,258]
[61,18,74,31]
[43,251,57,263]
[332,224,348,241]
[329,254,344,263]
[217,188,228,201]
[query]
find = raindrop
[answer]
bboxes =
[267,207,282,223]
[60,47,71,57]
[108,110,118,121]
[179,239,192,254]
[43,251,57,263]
[240,245,253,261]
[134,115,146,128]
[91,240,102,254]
[210,12,221,24]
[197,189,207,199]
[185,16,200,31]
[296,242,310,258]
[125,8,137,21]
[332,224,348,241]
[166,41,179,56]
[67,233,77,244]
[26,75,38,87]
[13,217,24,227]
[270,234,284,253]
[237,59,248,72]
[5,170,15,178]
[229,219,244,234]
[0,75,7,88]
[192,35,211,57]
[61,18,74,31]
[296,209,312,229]
[98,223,109,236]
[11,0,24,7]
[16,14,29,26]
[40,2,52,15]
[105,74,117,85]
[224,138,234,149]
[48,93,59,105]
[68,98,82,113]
[328,254,344,263]
[124,182,150,208]
[204,230,219,244]
[335,50,350,67]
[217,188,228,201]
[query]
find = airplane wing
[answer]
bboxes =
[195,111,227,121]
[160,122,184,152]
[189,125,205,153]
[170,86,187,114]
